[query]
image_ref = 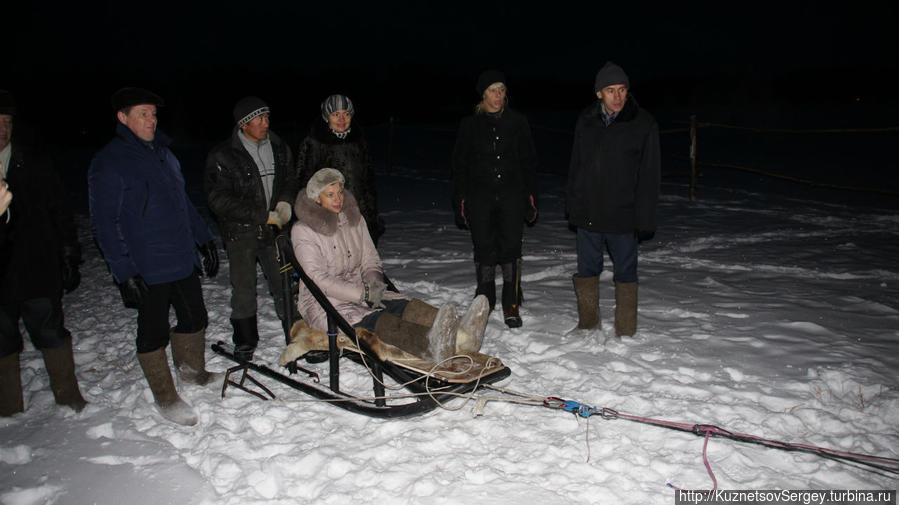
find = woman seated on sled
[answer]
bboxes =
[288,167,489,364]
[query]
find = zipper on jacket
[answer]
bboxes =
[141,181,150,218]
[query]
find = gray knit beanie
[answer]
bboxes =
[306,168,346,200]
[594,61,630,92]
[321,94,355,121]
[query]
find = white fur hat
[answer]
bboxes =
[306,168,345,200]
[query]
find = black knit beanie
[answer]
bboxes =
[233,96,270,127]
[476,70,506,97]
[594,62,629,92]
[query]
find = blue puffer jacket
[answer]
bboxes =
[89,123,213,285]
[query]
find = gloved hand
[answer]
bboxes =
[119,275,149,309]
[454,199,468,229]
[636,230,655,243]
[525,194,538,224]
[361,279,387,309]
[198,240,219,278]
[266,201,292,229]
[61,254,82,293]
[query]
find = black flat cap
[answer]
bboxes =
[111,87,165,111]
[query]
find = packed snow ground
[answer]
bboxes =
[1,166,897,505]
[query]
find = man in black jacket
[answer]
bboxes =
[566,62,660,338]
[0,90,87,415]
[205,97,297,361]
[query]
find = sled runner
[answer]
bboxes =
[212,232,511,418]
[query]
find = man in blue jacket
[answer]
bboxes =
[89,87,220,426]
[567,62,660,338]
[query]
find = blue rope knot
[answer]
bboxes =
[545,397,598,418]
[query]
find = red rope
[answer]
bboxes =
[544,399,899,487]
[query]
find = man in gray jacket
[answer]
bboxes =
[205,97,297,361]
[566,62,660,338]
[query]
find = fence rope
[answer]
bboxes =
[674,120,899,134]
[693,160,899,197]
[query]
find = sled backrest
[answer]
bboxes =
[274,232,386,395]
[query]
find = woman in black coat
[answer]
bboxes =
[295,94,384,244]
[452,70,538,328]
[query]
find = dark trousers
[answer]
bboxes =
[0,297,70,357]
[136,273,208,354]
[576,229,638,283]
[225,234,285,320]
[467,196,524,265]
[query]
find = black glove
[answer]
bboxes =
[636,230,655,244]
[119,276,149,309]
[61,255,82,293]
[454,199,468,230]
[199,240,219,278]
[361,279,387,309]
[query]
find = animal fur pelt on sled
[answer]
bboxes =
[279,320,419,366]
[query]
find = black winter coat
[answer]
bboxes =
[295,120,383,243]
[452,107,539,219]
[0,146,80,303]
[566,96,660,234]
[205,130,296,241]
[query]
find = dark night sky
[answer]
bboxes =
[8,1,899,143]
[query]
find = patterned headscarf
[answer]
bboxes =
[320,94,355,121]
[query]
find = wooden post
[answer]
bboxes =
[689,114,697,202]
[386,116,395,175]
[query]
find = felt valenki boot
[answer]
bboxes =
[614,281,638,337]
[40,337,88,412]
[455,295,490,354]
[401,298,439,327]
[572,274,600,330]
[170,329,220,386]
[375,304,460,363]
[0,352,24,416]
[137,347,198,426]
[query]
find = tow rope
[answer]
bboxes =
[541,396,899,490]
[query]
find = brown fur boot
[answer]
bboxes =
[0,352,24,416]
[40,338,88,412]
[572,275,600,330]
[137,348,197,426]
[614,282,638,337]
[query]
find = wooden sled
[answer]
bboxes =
[212,232,511,418]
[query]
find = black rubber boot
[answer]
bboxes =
[501,259,523,328]
[475,263,497,311]
[231,316,259,362]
